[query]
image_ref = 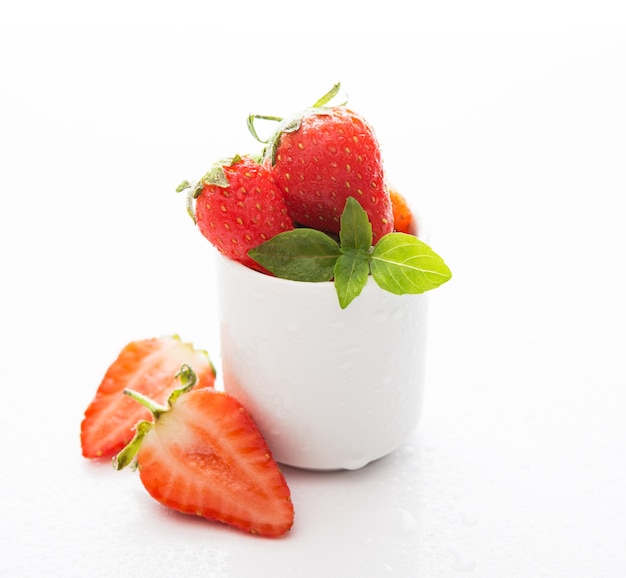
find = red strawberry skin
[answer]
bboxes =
[270,107,394,242]
[81,336,216,459]
[195,157,294,271]
[136,388,294,538]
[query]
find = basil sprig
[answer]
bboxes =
[249,197,452,308]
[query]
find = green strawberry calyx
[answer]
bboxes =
[176,155,248,223]
[247,82,348,165]
[113,364,197,471]
[249,197,452,309]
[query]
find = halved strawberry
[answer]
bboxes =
[81,336,216,459]
[114,366,294,538]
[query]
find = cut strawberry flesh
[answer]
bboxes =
[81,336,215,459]
[137,389,294,538]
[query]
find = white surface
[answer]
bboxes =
[1,5,626,577]
[217,254,427,471]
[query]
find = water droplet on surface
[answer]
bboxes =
[398,508,419,533]
[448,543,477,573]
[460,506,479,527]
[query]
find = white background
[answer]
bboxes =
[1,2,625,576]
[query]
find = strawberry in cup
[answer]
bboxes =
[180,84,452,470]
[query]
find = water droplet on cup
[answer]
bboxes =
[374,308,390,323]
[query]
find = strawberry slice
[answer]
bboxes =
[81,336,216,459]
[114,366,294,538]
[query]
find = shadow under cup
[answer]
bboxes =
[216,245,428,471]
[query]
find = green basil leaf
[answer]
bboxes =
[339,197,373,251]
[248,229,341,282]
[370,233,452,294]
[333,249,371,309]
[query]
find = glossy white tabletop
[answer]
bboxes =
[1,8,625,577]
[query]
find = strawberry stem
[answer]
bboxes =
[247,83,345,147]
[247,114,283,144]
[168,364,197,404]
[311,82,343,108]
[123,389,168,415]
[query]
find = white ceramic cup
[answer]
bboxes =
[216,228,428,471]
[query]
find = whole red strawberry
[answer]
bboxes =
[265,103,394,242]
[186,155,294,271]
[114,366,294,538]
[388,185,415,234]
